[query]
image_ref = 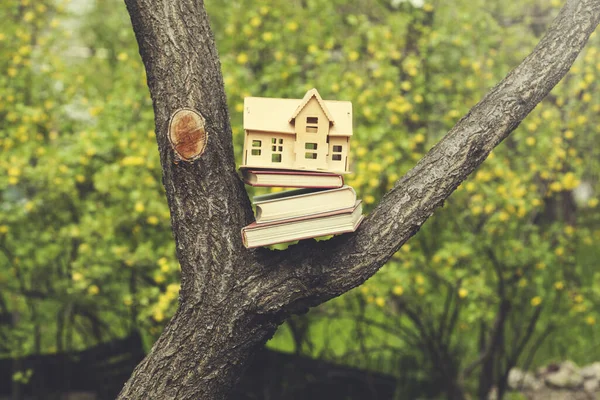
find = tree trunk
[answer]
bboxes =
[119,0,600,398]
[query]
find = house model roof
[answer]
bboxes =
[244,89,353,137]
[289,88,336,124]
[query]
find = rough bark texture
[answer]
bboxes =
[119,0,600,399]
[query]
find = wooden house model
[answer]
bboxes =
[241,89,353,173]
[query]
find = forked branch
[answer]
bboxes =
[252,0,600,314]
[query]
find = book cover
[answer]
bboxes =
[241,168,344,188]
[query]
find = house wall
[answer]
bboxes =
[293,98,329,170]
[326,137,349,172]
[243,130,295,169]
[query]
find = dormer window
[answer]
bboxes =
[306,116,318,133]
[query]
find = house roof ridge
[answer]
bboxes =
[288,88,335,124]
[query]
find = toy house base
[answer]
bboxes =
[241,89,353,174]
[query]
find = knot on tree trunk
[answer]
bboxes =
[168,108,208,162]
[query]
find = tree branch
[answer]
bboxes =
[124,0,254,305]
[120,0,600,398]
[252,0,600,315]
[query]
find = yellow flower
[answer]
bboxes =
[87,285,100,295]
[134,201,145,213]
[561,173,580,190]
[153,310,164,322]
[525,137,536,146]
[364,195,375,204]
[564,130,574,139]
[423,3,434,12]
[498,211,509,222]
[535,262,546,270]
[167,283,181,293]
[375,297,385,307]
[286,21,298,31]
[555,247,564,257]
[250,16,261,27]
[72,272,84,282]
[415,274,425,285]
[586,316,596,325]
[262,32,273,42]
[236,53,249,64]
[531,296,542,307]
[0,225,8,234]
[8,167,20,177]
[414,133,425,143]
[458,288,468,298]
[574,294,584,303]
[23,11,34,22]
[518,278,528,287]
[117,52,128,61]
[393,285,404,296]
[348,51,359,61]
[588,198,599,208]
[554,281,564,290]
[147,216,159,225]
[549,182,562,192]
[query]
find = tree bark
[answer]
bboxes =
[118,0,600,398]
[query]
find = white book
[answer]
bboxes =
[242,201,363,248]
[253,186,357,224]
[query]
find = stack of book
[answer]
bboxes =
[240,169,364,248]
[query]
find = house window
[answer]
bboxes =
[306,116,318,133]
[304,142,318,160]
[251,140,262,156]
[332,144,343,161]
[271,138,283,163]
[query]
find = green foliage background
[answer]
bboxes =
[1,0,599,396]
